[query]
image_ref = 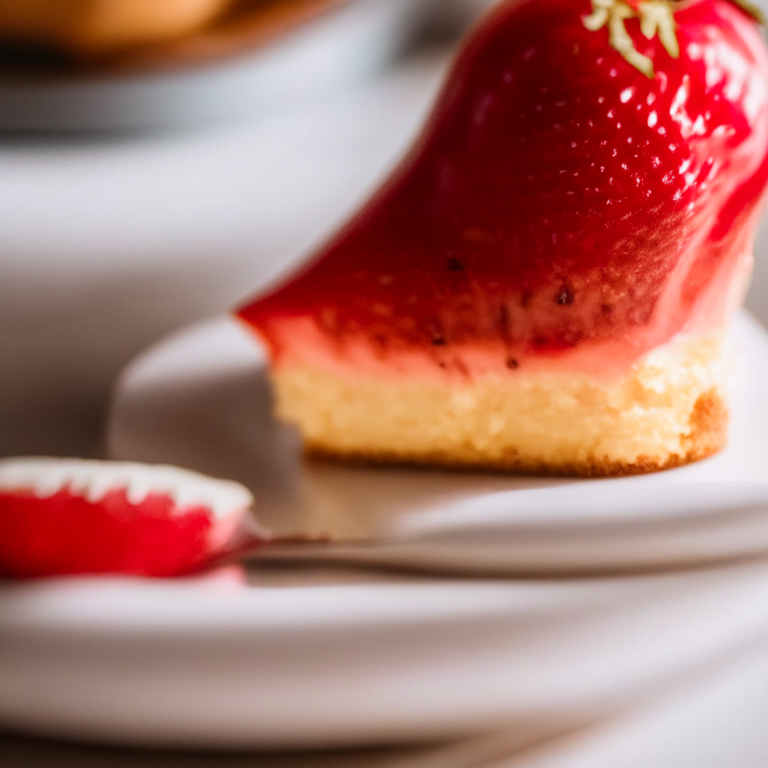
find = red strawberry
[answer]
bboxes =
[239,0,768,380]
[0,458,265,579]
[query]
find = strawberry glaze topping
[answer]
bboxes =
[239,0,768,381]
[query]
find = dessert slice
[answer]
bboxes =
[0,458,265,578]
[239,0,768,476]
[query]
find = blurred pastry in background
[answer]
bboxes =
[0,0,412,132]
[0,0,235,57]
[0,0,348,67]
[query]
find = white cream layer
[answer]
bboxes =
[0,458,253,520]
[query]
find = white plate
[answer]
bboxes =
[3,313,768,749]
[0,0,422,133]
[3,561,768,749]
[108,311,768,575]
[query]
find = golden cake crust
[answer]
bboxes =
[304,390,728,478]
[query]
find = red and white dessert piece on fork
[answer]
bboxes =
[0,458,266,579]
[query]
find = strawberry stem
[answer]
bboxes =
[584,0,765,79]
[584,0,678,78]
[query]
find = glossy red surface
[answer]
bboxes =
[240,0,768,379]
[0,490,229,579]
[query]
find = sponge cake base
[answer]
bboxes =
[270,332,730,477]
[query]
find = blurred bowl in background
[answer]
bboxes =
[0,0,424,132]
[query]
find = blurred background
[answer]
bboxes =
[0,0,765,461]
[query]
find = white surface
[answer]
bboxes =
[0,0,423,133]
[3,560,768,750]
[0,51,448,458]
[511,648,768,768]
[109,310,768,575]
